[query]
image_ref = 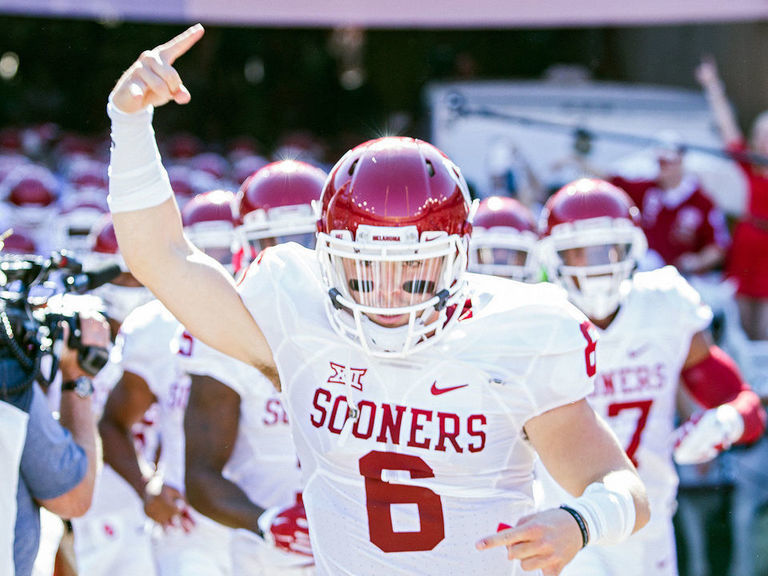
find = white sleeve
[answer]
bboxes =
[660,266,713,335]
[525,307,597,417]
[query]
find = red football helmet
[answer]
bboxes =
[164,132,203,160]
[538,178,647,320]
[65,157,108,193]
[234,160,326,263]
[55,192,109,254]
[188,152,230,180]
[468,196,540,282]
[2,165,59,234]
[0,127,23,153]
[1,229,37,254]
[3,165,58,207]
[181,189,237,271]
[89,214,120,256]
[316,136,473,357]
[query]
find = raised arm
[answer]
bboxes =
[107,25,278,386]
[695,56,743,147]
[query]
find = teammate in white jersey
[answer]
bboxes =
[69,216,159,576]
[99,190,238,576]
[105,25,650,576]
[533,178,766,576]
[181,160,325,575]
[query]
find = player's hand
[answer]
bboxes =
[144,483,196,532]
[673,404,744,465]
[110,23,205,114]
[476,508,583,576]
[694,55,720,89]
[257,497,312,558]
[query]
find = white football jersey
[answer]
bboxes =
[536,266,712,540]
[118,299,189,491]
[236,243,596,576]
[177,332,303,510]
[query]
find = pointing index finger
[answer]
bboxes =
[476,525,530,550]
[157,23,205,65]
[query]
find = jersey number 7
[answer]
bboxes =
[607,399,653,467]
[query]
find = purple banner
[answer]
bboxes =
[0,0,766,27]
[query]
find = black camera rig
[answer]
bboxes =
[0,249,120,394]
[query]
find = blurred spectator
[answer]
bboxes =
[696,56,768,341]
[610,134,730,276]
[482,136,544,210]
[547,128,596,196]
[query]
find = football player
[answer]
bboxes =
[534,178,765,576]
[181,160,325,575]
[468,195,541,282]
[98,190,239,576]
[69,216,158,576]
[106,25,651,576]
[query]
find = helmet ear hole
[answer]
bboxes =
[347,158,360,177]
[425,159,436,178]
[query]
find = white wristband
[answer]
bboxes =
[568,480,636,546]
[107,98,173,213]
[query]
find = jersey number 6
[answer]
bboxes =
[359,450,445,553]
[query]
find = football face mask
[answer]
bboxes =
[317,225,467,357]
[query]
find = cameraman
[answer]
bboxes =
[1,309,107,576]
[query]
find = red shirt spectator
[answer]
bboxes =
[611,145,730,276]
[723,139,768,299]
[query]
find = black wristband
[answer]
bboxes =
[560,505,589,548]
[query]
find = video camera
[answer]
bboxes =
[0,249,121,394]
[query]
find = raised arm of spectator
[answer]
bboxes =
[695,56,743,147]
[107,25,278,386]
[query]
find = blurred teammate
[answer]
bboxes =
[183,159,326,574]
[69,216,158,576]
[232,159,324,271]
[468,195,541,282]
[99,189,238,576]
[534,178,765,576]
[106,26,651,575]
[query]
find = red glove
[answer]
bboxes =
[257,497,312,558]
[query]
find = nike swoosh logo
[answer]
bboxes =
[430,381,469,395]
[627,343,651,359]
